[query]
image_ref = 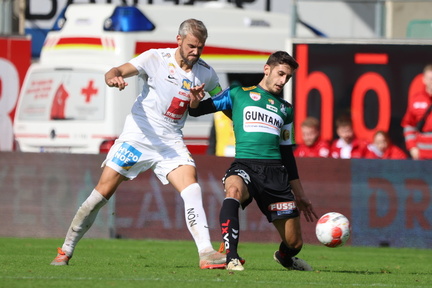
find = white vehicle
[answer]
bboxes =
[14,3,315,154]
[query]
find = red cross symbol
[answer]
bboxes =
[81,80,98,103]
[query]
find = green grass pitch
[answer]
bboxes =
[0,237,431,288]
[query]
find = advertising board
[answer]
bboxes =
[293,40,432,149]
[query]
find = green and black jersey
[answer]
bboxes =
[189,85,295,159]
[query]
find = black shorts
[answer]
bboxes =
[222,159,299,222]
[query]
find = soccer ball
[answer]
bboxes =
[315,212,351,248]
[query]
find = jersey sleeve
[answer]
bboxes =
[188,87,232,117]
[208,84,222,96]
[205,67,222,96]
[128,49,158,77]
[278,98,299,179]
[280,145,299,181]
[210,88,233,111]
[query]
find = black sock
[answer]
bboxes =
[278,242,301,266]
[219,198,240,262]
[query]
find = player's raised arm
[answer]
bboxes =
[105,63,138,91]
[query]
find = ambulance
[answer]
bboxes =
[13,3,315,154]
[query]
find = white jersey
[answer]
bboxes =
[129,48,219,141]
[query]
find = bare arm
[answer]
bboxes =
[290,179,318,223]
[280,145,318,222]
[105,63,139,91]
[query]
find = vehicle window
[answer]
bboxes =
[18,68,105,121]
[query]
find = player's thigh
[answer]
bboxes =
[167,164,198,192]
[224,175,249,202]
[273,217,303,248]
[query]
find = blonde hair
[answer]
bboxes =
[301,117,320,130]
[178,19,208,41]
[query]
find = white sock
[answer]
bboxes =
[62,189,107,257]
[180,183,213,255]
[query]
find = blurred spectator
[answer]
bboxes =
[401,64,432,160]
[294,117,329,158]
[330,114,368,159]
[365,131,408,159]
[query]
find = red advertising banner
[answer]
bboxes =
[114,157,352,245]
[0,152,112,238]
[1,152,430,248]
[351,159,432,248]
[0,36,31,151]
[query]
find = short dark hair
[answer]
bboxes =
[335,114,352,128]
[266,51,299,70]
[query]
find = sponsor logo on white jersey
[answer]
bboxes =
[181,79,192,91]
[168,63,176,76]
[112,143,142,170]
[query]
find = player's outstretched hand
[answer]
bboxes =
[105,67,129,91]
[106,75,128,91]
[296,195,318,223]
[189,84,206,108]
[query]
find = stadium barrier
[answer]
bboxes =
[0,152,430,248]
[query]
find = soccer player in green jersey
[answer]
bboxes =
[188,51,318,271]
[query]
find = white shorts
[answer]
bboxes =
[102,116,195,185]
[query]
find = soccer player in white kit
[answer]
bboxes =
[50,19,226,269]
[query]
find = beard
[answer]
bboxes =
[179,48,199,67]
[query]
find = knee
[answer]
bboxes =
[290,241,303,251]
[225,185,247,202]
[225,185,240,199]
[279,237,302,251]
[286,234,304,250]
